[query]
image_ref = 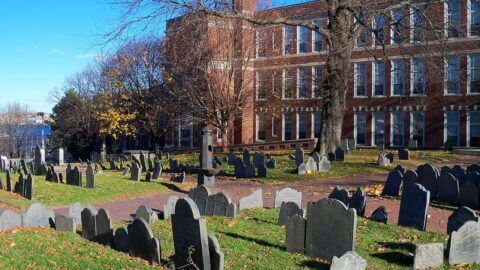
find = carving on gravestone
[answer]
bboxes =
[242,149,251,165]
[199,127,216,186]
[274,188,302,208]
[349,188,366,217]
[95,208,113,245]
[413,243,444,270]
[331,251,367,270]
[113,227,129,253]
[128,218,161,264]
[205,192,237,217]
[0,210,22,230]
[403,170,418,189]
[163,195,179,220]
[55,214,76,233]
[208,234,225,270]
[22,203,55,227]
[459,180,479,209]
[382,169,403,196]
[335,147,345,162]
[295,147,304,167]
[447,206,479,235]
[417,164,439,200]
[286,214,306,253]
[370,206,388,224]
[329,187,350,207]
[238,189,263,210]
[171,197,211,270]
[398,183,430,231]
[188,185,212,216]
[135,205,158,225]
[278,201,304,226]
[86,165,95,188]
[69,202,85,225]
[449,221,480,265]
[305,198,356,262]
[437,172,459,205]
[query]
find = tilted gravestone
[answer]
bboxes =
[188,185,212,215]
[205,192,237,217]
[437,172,459,205]
[171,197,211,270]
[335,147,345,162]
[349,188,366,217]
[0,210,22,230]
[447,206,479,235]
[113,227,129,253]
[55,214,76,233]
[22,203,54,227]
[398,183,430,231]
[370,206,388,224]
[449,221,480,265]
[163,195,179,220]
[403,170,418,188]
[398,148,410,160]
[329,187,350,207]
[294,147,304,167]
[382,169,403,196]
[413,243,444,270]
[238,189,263,210]
[305,198,356,262]
[128,218,161,264]
[286,214,306,253]
[278,201,304,226]
[274,187,302,208]
[331,251,367,270]
[417,163,439,200]
[86,165,95,188]
[135,205,158,225]
[459,180,479,209]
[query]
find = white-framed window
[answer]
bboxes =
[410,111,425,147]
[355,112,367,145]
[272,117,278,137]
[272,29,277,50]
[468,0,480,37]
[256,29,267,58]
[355,15,368,48]
[256,113,266,141]
[444,111,460,146]
[445,55,461,95]
[298,26,308,53]
[282,113,292,141]
[372,112,385,146]
[391,112,405,147]
[391,59,406,96]
[313,112,322,139]
[354,62,367,97]
[297,112,308,139]
[312,66,322,98]
[256,71,267,100]
[373,14,386,46]
[391,9,406,44]
[468,53,480,94]
[372,61,386,96]
[297,67,309,99]
[445,0,461,38]
[283,26,295,54]
[468,111,480,147]
[411,58,426,96]
[411,5,426,43]
[313,20,325,52]
[283,69,294,99]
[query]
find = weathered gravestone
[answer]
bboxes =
[449,221,480,265]
[163,195,179,220]
[130,162,142,181]
[286,214,306,253]
[25,173,34,200]
[0,210,22,230]
[297,163,307,175]
[128,218,161,264]
[459,180,479,209]
[55,214,76,233]
[305,157,317,173]
[227,150,236,165]
[452,165,467,184]
[81,207,98,240]
[305,198,356,262]
[278,201,304,226]
[318,156,331,172]
[188,185,211,215]
[122,166,131,177]
[94,208,113,245]
[335,147,345,162]
[403,170,418,188]
[295,147,304,167]
[266,157,276,169]
[135,205,158,225]
[447,206,479,235]
[205,192,237,217]
[413,243,444,270]
[152,161,162,179]
[382,169,403,196]
[349,188,366,217]
[208,234,225,270]
[398,148,410,160]
[274,187,302,208]
[238,189,263,210]
[329,187,350,207]
[242,149,251,165]
[437,172,459,205]
[22,203,54,227]
[330,251,367,270]
[69,202,85,225]
[370,206,388,224]
[257,162,267,178]
[86,165,95,188]
[417,163,439,200]
[234,157,246,179]
[73,166,82,187]
[113,227,129,253]
[398,183,430,231]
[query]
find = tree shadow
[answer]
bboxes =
[378,241,416,253]
[219,231,285,251]
[370,241,415,266]
[160,182,189,194]
[250,217,277,226]
[298,260,329,270]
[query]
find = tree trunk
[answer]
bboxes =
[221,128,228,153]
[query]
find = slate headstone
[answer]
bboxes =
[86,165,95,188]
[55,214,76,233]
[447,206,479,235]
[294,147,304,167]
[329,187,350,207]
[382,169,403,196]
[135,205,158,225]
[417,163,439,200]
[349,188,366,217]
[285,214,306,253]
[188,185,211,215]
[128,218,161,264]
[81,207,97,240]
[335,147,345,162]
[113,227,129,253]
[403,170,418,188]
[208,234,225,270]
[437,172,459,205]
[398,183,430,231]
[205,192,237,217]
[278,201,304,226]
[398,148,410,160]
[459,180,479,209]
[370,206,388,224]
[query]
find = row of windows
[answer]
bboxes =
[256,112,322,141]
[255,0,480,57]
[354,111,480,147]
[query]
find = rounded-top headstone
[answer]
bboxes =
[175,197,201,219]
[447,206,479,235]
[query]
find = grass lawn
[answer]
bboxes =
[0,170,168,210]
[0,208,478,269]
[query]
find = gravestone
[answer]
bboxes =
[393,164,405,175]
[188,185,211,215]
[417,163,439,200]
[327,152,336,162]
[171,197,211,269]
[370,206,388,224]
[81,207,98,240]
[0,210,22,230]
[257,162,267,178]
[128,218,161,264]
[437,172,459,205]
[152,161,162,179]
[113,227,129,253]
[266,157,276,169]
[311,152,320,167]
[171,172,185,183]
[285,214,306,253]
[278,201,304,226]
[234,157,246,179]
[86,165,95,188]
[238,189,263,210]
[131,162,141,181]
[403,170,418,188]
[73,166,82,187]
[318,156,331,172]
[385,152,394,163]
[305,198,356,262]
[413,243,444,270]
[122,166,131,176]
[68,202,84,225]
[447,206,479,235]
[208,234,225,270]
[305,157,317,173]
[22,203,55,227]
[252,152,265,168]
[135,205,158,225]
[6,170,11,192]
[381,169,403,196]
[148,158,153,172]
[349,188,366,217]
[25,173,34,200]
[55,214,76,233]
[441,166,451,176]
[452,165,467,184]
[245,163,256,178]
[139,151,147,171]
[459,180,479,209]
[243,149,251,165]
[227,150,236,165]
[95,208,113,245]
[348,139,356,150]
[163,195,179,220]
[466,171,480,186]
[449,221,480,265]
[145,171,151,182]
[398,148,410,160]
[377,153,389,167]
[295,147,304,167]
[331,251,367,270]
[297,163,307,175]
[467,164,480,173]
[329,187,350,207]
[398,183,430,231]
[335,147,345,162]
[205,192,237,217]
[274,187,302,208]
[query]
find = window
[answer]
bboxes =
[284,26,295,54]
[298,26,308,53]
[256,72,267,100]
[355,112,367,145]
[391,112,405,147]
[313,112,322,138]
[468,53,480,94]
[272,117,278,137]
[283,113,292,140]
[256,29,267,57]
[354,62,367,97]
[411,5,426,42]
[313,20,325,52]
[283,69,294,99]
[372,112,385,146]
[272,29,277,50]
[445,111,460,146]
[411,58,426,95]
[446,0,461,38]
[297,67,309,98]
[297,113,308,139]
[256,114,266,141]
[468,112,480,147]
[411,111,425,147]
[391,9,406,44]
[469,0,480,36]
[272,72,280,95]
[312,66,322,98]
[372,61,386,96]
[373,14,386,46]
[445,55,461,95]
[391,59,406,96]
[356,15,368,47]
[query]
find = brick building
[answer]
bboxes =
[166,0,480,150]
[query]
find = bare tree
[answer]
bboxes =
[0,103,35,158]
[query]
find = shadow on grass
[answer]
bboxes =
[219,231,286,251]
[250,217,277,226]
[298,260,329,270]
[160,183,189,194]
[371,241,415,266]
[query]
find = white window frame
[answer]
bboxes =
[283,26,294,55]
[467,53,480,95]
[391,9,404,45]
[354,62,367,97]
[372,14,386,47]
[468,0,480,37]
[444,111,460,146]
[371,112,385,146]
[444,55,461,95]
[312,20,325,52]
[410,5,426,43]
[255,114,265,142]
[282,69,293,100]
[467,111,480,146]
[272,117,277,137]
[297,26,308,54]
[297,67,309,99]
[354,112,367,146]
[410,111,425,147]
[390,112,405,147]
[391,59,406,97]
[372,61,386,97]
[410,58,426,96]
[444,0,461,38]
